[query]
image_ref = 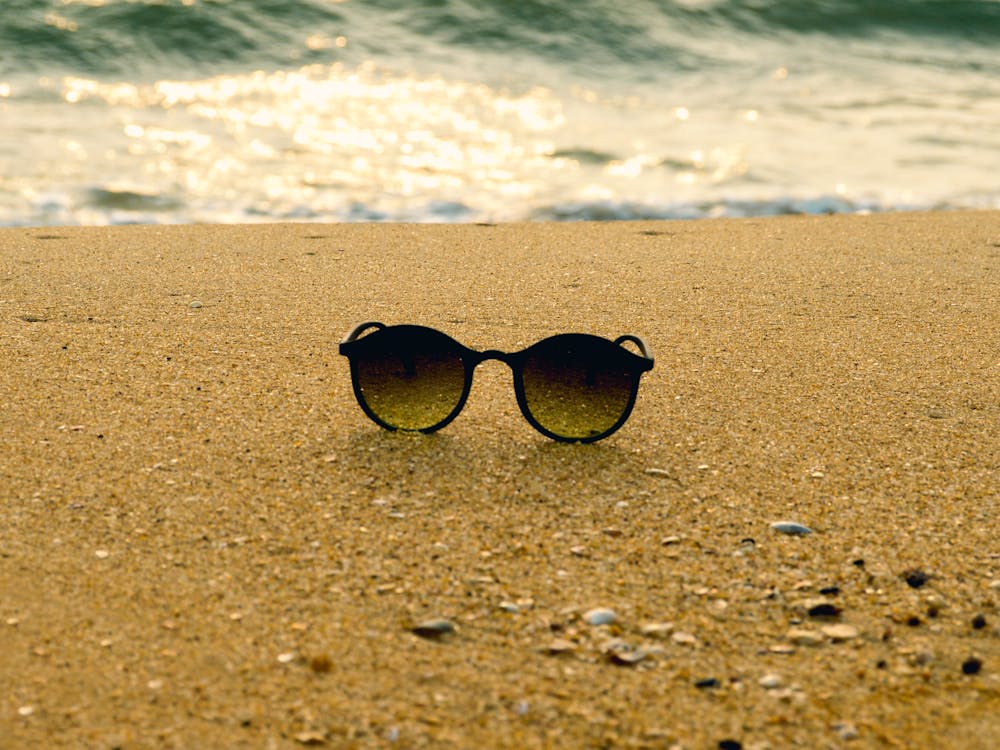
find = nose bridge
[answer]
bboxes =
[477,349,512,366]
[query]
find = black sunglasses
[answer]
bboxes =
[339,322,654,442]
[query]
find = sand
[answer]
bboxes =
[1,212,998,749]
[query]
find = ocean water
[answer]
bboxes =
[2,0,999,225]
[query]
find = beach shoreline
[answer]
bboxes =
[2,211,998,748]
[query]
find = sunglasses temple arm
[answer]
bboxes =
[614,334,654,363]
[341,321,386,345]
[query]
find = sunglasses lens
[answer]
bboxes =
[520,335,638,441]
[351,328,467,431]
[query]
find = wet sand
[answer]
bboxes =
[1,212,998,749]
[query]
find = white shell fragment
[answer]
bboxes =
[759,673,784,689]
[582,608,617,626]
[770,521,813,535]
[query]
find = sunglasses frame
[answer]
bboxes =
[339,321,654,442]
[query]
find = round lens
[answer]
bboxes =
[352,327,467,431]
[519,335,637,441]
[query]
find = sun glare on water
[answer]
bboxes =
[53,63,568,221]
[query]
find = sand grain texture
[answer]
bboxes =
[2,213,999,748]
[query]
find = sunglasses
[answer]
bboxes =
[339,322,654,442]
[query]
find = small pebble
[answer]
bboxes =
[671,631,698,647]
[607,646,648,666]
[694,677,720,689]
[832,721,860,741]
[293,731,327,745]
[787,628,824,646]
[822,623,859,642]
[771,521,813,535]
[17,705,34,717]
[759,673,783,689]
[544,638,576,655]
[806,601,842,619]
[94,549,110,559]
[498,601,520,614]
[640,622,674,638]
[189,300,203,309]
[904,569,931,588]
[961,657,982,675]
[735,538,756,555]
[909,650,934,666]
[411,619,455,639]
[583,608,617,626]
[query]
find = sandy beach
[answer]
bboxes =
[1,212,998,749]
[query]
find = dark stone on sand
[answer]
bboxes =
[807,603,841,619]
[961,657,982,675]
[904,569,931,588]
[411,619,456,639]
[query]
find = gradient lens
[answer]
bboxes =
[520,335,637,440]
[352,327,467,431]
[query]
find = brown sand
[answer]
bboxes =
[1,212,998,749]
